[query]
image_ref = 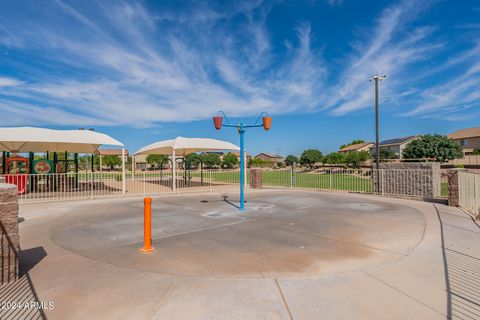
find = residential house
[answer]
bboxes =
[371,136,420,159]
[231,151,252,162]
[133,154,148,170]
[338,142,374,153]
[255,153,284,163]
[98,148,129,170]
[448,127,480,155]
[202,151,225,159]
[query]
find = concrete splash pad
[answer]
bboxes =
[49,191,426,278]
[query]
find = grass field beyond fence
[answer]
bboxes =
[441,182,448,197]
[262,171,373,192]
[68,169,449,197]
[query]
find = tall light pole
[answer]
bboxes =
[370,75,386,170]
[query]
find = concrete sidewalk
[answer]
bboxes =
[3,190,480,319]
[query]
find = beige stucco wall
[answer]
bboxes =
[0,183,19,285]
[453,137,480,154]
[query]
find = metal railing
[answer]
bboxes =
[262,168,373,193]
[0,168,441,203]
[458,171,480,219]
[0,170,243,203]
[262,168,439,198]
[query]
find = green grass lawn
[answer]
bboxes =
[196,170,373,192]
[75,170,373,192]
[441,182,448,197]
[40,170,447,196]
[262,171,373,192]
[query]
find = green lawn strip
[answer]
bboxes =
[68,170,373,192]
[261,171,372,192]
[441,182,448,197]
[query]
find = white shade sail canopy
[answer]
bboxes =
[0,127,124,154]
[134,136,239,156]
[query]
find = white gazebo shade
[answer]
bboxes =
[0,127,124,154]
[134,136,240,192]
[134,136,239,156]
[0,127,127,194]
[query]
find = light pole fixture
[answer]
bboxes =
[213,111,272,210]
[369,75,386,170]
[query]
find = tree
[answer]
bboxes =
[323,152,347,165]
[248,158,273,168]
[340,139,365,150]
[185,153,202,168]
[222,152,238,168]
[102,155,121,170]
[203,153,221,168]
[285,155,299,166]
[379,149,398,160]
[300,149,323,167]
[146,154,168,168]
[402,134,463,162]
[345,151,370,168]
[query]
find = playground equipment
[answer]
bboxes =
[0,126,126,194]
[1,151,81,194]
[213,111,272,210]
[5,156,29,194]
[32,159,54,174]
[158,155,204,187]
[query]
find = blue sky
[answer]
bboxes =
[0,0,479,156]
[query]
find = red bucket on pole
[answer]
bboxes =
[213,116,223,130]
[262,116,272,130]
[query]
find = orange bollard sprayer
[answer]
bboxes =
[140,197,154,253]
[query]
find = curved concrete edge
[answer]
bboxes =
[14,190,480,319]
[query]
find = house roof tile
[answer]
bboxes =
[448,127,480,140]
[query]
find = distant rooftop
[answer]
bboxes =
[448,127,480,140]
[379,136,418,146]
[255,153,284,159]
[339,142,373,152]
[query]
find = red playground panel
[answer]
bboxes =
[5,174,28,194]
[5,157,29,195]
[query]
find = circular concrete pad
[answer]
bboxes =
[50,191,426,278]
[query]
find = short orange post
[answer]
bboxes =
[140,197,154,253]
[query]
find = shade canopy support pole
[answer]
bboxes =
[121,148,126,194]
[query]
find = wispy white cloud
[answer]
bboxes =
[326,0,480,120]
[0,77,23,87]
[0,0,326,126]
[0,0,478,126]
[328,0,437,115]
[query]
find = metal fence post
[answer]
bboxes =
[90,171,94,200]
[474,173,478,217]
[329,167,332,190]
[381,170,385,196]
[209,170,212,192]
[290,165,293,188]
[292,163,296,188]
[143,170,146,197]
